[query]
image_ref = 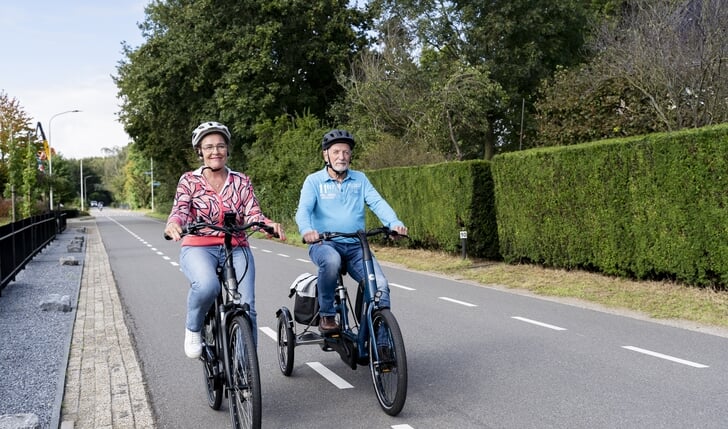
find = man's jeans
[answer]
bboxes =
[180,245,257,343]
[308,240,391,316]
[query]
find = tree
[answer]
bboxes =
[334,14,504,166]
[534,64,662,146]
[115,0,370,190]
[122,144,153,209]
[535,0,728,145]
[332,16,447,167]
[0,91,33,197]
[593,0,728,131]
[364,0,597,158]
[245,113,325,221]
[19,139,39,217]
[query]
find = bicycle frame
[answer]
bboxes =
[331,230,384,364]
[216,229,249,391]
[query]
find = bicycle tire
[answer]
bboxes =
[277,309,295,376]
[368,308,407,416]
[202,311,223,410]
[228,315,262,429]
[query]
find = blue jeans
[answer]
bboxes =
[308,241,391,316]
[180,245,257,344]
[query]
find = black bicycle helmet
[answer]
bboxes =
[322,129,355,150]
[191,121,231,148]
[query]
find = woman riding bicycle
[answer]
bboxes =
[295,129,407,334]
[164,121,286,359]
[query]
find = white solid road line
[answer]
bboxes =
[511,316,567,331]
[306,362,354,389]
[622,346,709,368]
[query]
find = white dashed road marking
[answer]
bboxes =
[438,296,477,307]
[306,362,353,389]
[622,346,709,368]
[512,316,567,331]
[390,282,415,291]
[259,327,277,341]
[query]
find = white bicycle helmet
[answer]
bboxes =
[191,121,231,148]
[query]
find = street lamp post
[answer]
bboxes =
[48,109,81,211]
[83,175,93,211]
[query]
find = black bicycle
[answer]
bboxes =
[165,213,275,429]
[276,227,408,416]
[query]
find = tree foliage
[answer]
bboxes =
[0,91,34,198]
[535,64,662,146]
[535,0,728,145]
[594,0,728,131]
[360,0,596,158]
[334,15,504,164]
[115,0,370,203]
[245,113,326,221]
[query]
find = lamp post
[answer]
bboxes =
[83,175,93,211]
[48,109,81,211]
[144,157,155,212]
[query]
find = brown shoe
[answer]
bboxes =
[319,316,339,334]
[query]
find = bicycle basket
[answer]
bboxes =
[288,273,320,325]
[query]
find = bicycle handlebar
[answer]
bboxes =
[164,220,277,240]
[302,226,408,244]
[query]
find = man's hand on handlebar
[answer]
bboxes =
[390,225,408,239]
[302,230,320,244]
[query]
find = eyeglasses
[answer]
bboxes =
[329,149,352,157]
[200,144,227,152]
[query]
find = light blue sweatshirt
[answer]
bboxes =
[296,168,404,243]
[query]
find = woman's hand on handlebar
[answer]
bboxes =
[266,222,287,241]
[164,222,183,241]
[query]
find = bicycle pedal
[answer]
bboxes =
[203,345,215,362]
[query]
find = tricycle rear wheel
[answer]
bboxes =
[276,308,295,376]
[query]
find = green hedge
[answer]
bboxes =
[492,125,728,287]
[366,160,499,258]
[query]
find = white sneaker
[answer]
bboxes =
[184,329,202,359]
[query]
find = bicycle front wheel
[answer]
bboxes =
[228,315,262,429]
[369,308,407,416]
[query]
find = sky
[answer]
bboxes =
[1,1,148,159]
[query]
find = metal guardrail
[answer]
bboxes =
[0,211,68,295]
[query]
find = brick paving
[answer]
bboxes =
[60,223,155,429]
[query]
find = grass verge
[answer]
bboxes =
[371,246,728,331]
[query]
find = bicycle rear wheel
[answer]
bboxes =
[369,308,407,416]
[228,315,262,429]
[202,311,223,410]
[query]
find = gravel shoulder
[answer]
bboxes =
[0,224,85,429]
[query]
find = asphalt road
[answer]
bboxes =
[94,209,728,429]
